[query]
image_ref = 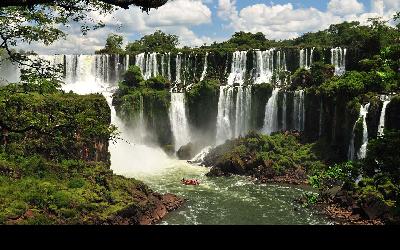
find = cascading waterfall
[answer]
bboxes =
[281,92,287,131]
[263,88,280,135]
[293,90,305,131]
[161,54,165,78]
[0,58,21,84]
[175,53,182,85]
[254,49,274,84]
[216,86,234,144]
[167,52,171,82]
[331,47,347,76]
[234,86,252,138]
[357,103,370,159]
[348,103,370,160]
[227,51,247,86]
[378,95,390,136]
[135,53,146,77]
[169,92,191,151]
[125,54,130,71]
[146,52,158,80]
[135,52,158,80]
[200,52,208,82]
[299,48,314,69]
[189,146,213,165]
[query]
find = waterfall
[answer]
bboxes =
[263,88,280,135]
[125,54,130,72]
[282,92,287,131]
[189,146,213,165]
[331,47,346,76]
[134,53,158,80]
[299,49,306,69]
[348,103,370,160]
[254,49,274,84]
[145,52,158,80]
[200,52,208,81]
[299,48,314,69]
[176,53,182,85]
[135,53,145,77]
[161,54,165,78]
[167,52,171,82]
[169,92,191,151]
[0,56,21,84]
[293,90,305,131]
[357,103,370,159]
[234,86,252,138]
[216,86,234,144]
[378,95,390,136]
[227,51,247,86]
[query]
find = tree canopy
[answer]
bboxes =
[125,30,179,53]
[0,0,169,82]
[0,0,168,11]
[96,34,124,54]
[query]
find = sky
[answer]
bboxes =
[23,0,400,54]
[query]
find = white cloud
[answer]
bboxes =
[19,0,213,54]
[217,0,398,41]
[217,0,238,20]
[218,1,342,40]
[328,0,364,16]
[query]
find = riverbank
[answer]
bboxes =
[0,86,183,225]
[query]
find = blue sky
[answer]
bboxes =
[24,0,399,54]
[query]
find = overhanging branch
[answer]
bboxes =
[0,0,169,10]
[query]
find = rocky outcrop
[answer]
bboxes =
[107,193,184,225]
[177,142,195,160]
[316,186,397,224]
[138,193,184,225]
[204,132,324,185]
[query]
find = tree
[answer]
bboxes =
[0,0,168,11]
[96,34,124,54]
[126,30,179,53]
[363,130,400,182]
[0,0,168,84]
[123,65,144,87]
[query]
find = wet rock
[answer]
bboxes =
[177,142,195,160]
[360,195,391,220]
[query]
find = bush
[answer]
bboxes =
[123,65,144,87]
[310,62,335,87]
[145,75,169,90]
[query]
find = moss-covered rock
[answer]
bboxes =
[0,86,183,225]
[386,95,400,131]
[186,80,219,145]
[203,131,326,184]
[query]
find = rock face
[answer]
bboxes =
[138,193,184,225]
[110,193,184,225]
[319,186,396,224]
[177,142,204,160]
[203,132,322,185]
[177,142,195,160]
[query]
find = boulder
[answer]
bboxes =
[177,142,195,160]
[360,195,391,220]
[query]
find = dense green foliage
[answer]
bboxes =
[112,66,173,146]
[96,34,125,54]
[0,84,171,224]
[185,80,219,144]
[126,30,179,54]
[0,85,115,162]
[204,131,326,178]
[0,155,152,224]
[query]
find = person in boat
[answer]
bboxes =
[181,178,200,185]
